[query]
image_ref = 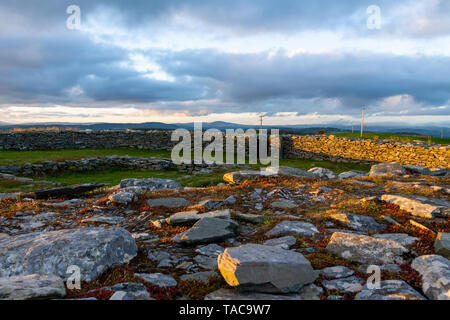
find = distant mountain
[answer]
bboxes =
[0,121,448,138]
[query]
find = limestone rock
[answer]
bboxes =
[120,178,180,191]
[265,166,314,177]
[205,284,323,300]
[147,197,191,208]
[264,236,297,249]
[0,227,137,281]
[411,255,450,300]
[381,194,450,218]
[338,171,368,179]
[435,233,450,259]
[322,276,364,293]
[0,274,66,300]
[172,217,238,245]
[266,221,319,237]
[165,209,230,226]
[134,273,177,287]
[319,266,354,279]
[271,200,297,209]
[373,233,419,247]
[355,280,426,300]
[307,167,337,179]
[329,212,386,232]
[326,232,408,265]
[217,244,317,293]
[369,162,405,176]
[180,271,217,283]
[223,171,276,184]
[101,283,153,300]
[234,212,266,224]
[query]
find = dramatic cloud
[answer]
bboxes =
[0,0,449,125]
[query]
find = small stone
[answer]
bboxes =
[147,197,191,208]
[329,212,386,232]
[180,271,217,283]
[322,276,364,293]
[271,200,297,209]
[319,266,354,279]
[435,233,450,259]
[369,162,405,176]
[356,280,426,300]
[264,236,297,249]
[266,221,319,237]
[195,244,225,257]
[172,217,238,245]
[373,233,419,247]
[234,212,266,224]
[134,273,177,288]
[307,167,337,179]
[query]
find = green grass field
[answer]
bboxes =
[330,132,450,145]
[0,146,371,192]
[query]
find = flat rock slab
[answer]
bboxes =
[329,212,386,232]
[147,197,191,208]
[411,255,450,300]
[338,171,368,179]
[307,167,337,179]
[381,194,450,219]
[195,244,225,257]
[23,184,105,200]
[326,232,408,265]
[217,244,317,293]
[322,276,364,293]
[264,236,297,249]
[0,227,137,281]
[234,212,266,224]
[265,166,314,178]
[271,200,297,209]
[180,271,217,283]
[120,178,180,191]
[172,217,238,245]
[165,209,230,226]
[355,280,426,300]
[319,266,354,279]
[266,221,319,237]
[98,283,153,300]
[373,233,419,247]
[134,273,177,287]
[369,162,405,176]
[205,284,323,300]
[0,274,66,300]
[435,233,450,259]
[223,171,276,184]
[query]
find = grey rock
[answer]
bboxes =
[134,273,177,287]
[234,212,266,224]
[82,215,124,225]
[271,200,297,209]
[329,212,386,232]
[205,284,323,300]
[193,255,218,270]
[265,166,314,178]
[369,162,405,176]
[195,244,225,257]
[0,274,66,300]
[373,233,419,247]
[319,266,355,279]
[120,178,181,191]
[322,276,364,293]
[435,233,450,259]
[266,221,319,237]
[165,209,230,226]
[356,280,426,300]
[411,254,450,300]
[223,171,276,184]
[403,165,431,175]
[173,217,238,245]
[180,271,217,283]
[338,171,368,179]
[381,194,450,219]
[102,283,153,300]
[307,167,337,179]
[264,236,297,249]
[0,227,137,281]
[326,232,408,265]
[217,244,318,293]
[147,197,191,208]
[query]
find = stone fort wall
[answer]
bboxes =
[0,130,448,169]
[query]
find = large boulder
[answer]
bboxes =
[223,171,276,184]
[266,221,319,237]
[355,280,425,300]
[411,255,450,300]
[0,274,66,300]
[369,162,405,176]
[0,227,137,281]
[307,167,337,179]
[217,244,318,293]
[381,194,450,219]
[172,217,238,245]
[326,232,408,265]
[435,233,450,259]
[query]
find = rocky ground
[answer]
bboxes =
[0,162,449,300]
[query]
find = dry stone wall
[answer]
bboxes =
[282,135,449,169]
[0,131,448,169]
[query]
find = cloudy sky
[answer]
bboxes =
[0,0,449,126]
